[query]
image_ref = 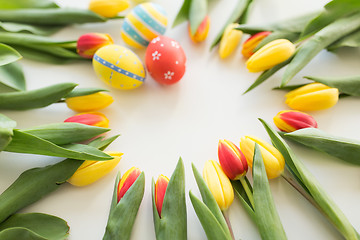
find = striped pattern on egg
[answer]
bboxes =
[93,44,146,90]
[121,3,167,48]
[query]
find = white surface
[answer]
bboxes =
[1,0,360,239]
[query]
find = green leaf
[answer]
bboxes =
[4,130,113,161]
[0,61,25,91]
[0,32,76,47]
[0,114,16,151]
[328,29,360,50]
[0,22,62,36]
[152,158,187,240]
[0,227,47,240]
[22,123,110,145]
[172,0,192,27]
[0,9,106,26]
[65,88,108,98]
[210,0,253,49]
[281,12,360,87]
[0,0,59,9]
[189,0,207,35]
[103,172,145,240]
[0,43,22,66]
[231,180,255,220]
[0,82,77,110]
[252,144,287,240]
[304,75,360,96]
[0,136,116,224]
[0,213,69,240]
[191,163,231,238]
[189,191,231,240]
[260,119,360,240]
[272,84,307,91]
[283,128,360,165]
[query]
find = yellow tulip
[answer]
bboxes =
[285,83,339,111]
[218,23,242,59]
[68,151,122,187]
[203,160,234,210]
[65,92,114,112]
[246,39,295,72]
[240,136,284,179]
[89,0,130,18]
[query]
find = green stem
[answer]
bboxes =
[239,176,254,209]
[222,210,235,240]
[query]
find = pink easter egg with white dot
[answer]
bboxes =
[145,36,186,85]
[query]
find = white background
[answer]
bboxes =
[1,0,360,239]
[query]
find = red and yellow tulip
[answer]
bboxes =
[64,112,109,128]
[77,33,114,59]
[188,16,210,43]
[117,167,142,202]
[273,110,318,132]
[154,174,169,217]
[241,31,271,58]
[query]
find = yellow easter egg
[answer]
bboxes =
[93,44,146,90]
[121,2,167,48]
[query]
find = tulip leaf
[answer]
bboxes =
[0,114,16,151]
[0,22,62,36]
[189,191,232,240]
[103,172,145,240]
[0,213,69,240]
[283,128,360,165]
[0,0,59,9]
[281,12,360,87]
[0,136,117,224]
[210,0,253,49]
[152,158,187,240]
[328,29,360,50]
[231,180,255,220]
[0,43,22,67]
[22,123,110,145]
[304,75,360,96]
[0,227,47,240]
[0,61,25,91]
[189,0,207,35]
[191,163,232,238]
[65,88,109,98]
[252,143,287,240]
[4,130,113,161]
[272,84,307,91]
[260,119,360,239]
[172,0,192,27]
[0,82,77,110]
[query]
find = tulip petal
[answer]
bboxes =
[65,92,113,112]
[219,24,242,59]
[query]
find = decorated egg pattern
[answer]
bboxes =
[93,44,146,90]
[145,36,186,85]
[121,2,167,48]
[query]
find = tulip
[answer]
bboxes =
[241,31,271,58]
[77,33,113,59]
[218,23,242,59]
[154,174,169,217]
[240,136,284,179]
[117,167,142,202]
[285,83,339,111]
[188,16,210,43]
[203,160,234,210]
[218,139,248,180]
[246,39,295,73]
[89,0,130,18]
[67,151,122,186]
[65,92,114,112]
[64,112,109,128]
[273,110,318,132]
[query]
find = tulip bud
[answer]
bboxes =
[218,139,248,180]
[203,160,234,210]
[68,152,122,187]
[77,33,113,59]
[64,112,109,128]
[240,136,284,179]
[246,39,295,73]
[285,83,339,111]
[273,110,318,132]
[241,31,271,58]
[117,167,142,202]
[154,174,169,217]
[65,92,114,112]
[188,16,210,43]
[89,0,130,18]
[218,23,242,59]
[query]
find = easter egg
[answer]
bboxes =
[93,44,146,90]
[121,3,167,48]
[145,36,186,85]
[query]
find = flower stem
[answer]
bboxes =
[239,176,254,209]
[222,210,235,240]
